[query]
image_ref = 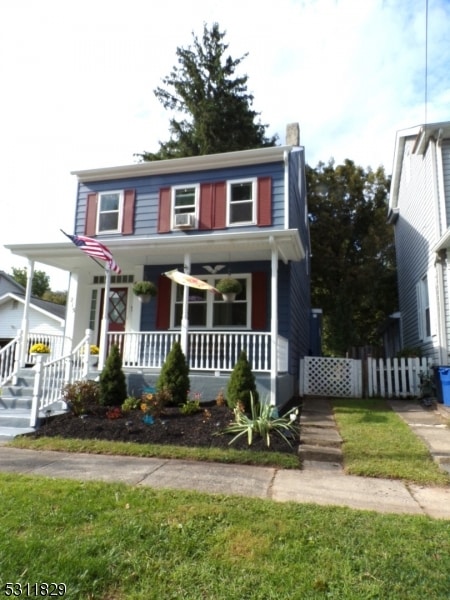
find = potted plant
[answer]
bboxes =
[30,342,51,366]
[216,277,242,302]
[132,280,158,303]
[81,344,100,367]
[30,342,51,355]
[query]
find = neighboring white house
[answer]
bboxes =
[388,121,450,364]
[0,271,65,347]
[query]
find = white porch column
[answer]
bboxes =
[270,240,279,406]
[180,254,191,357]
[98,268,111,370]
[20,259,35,366]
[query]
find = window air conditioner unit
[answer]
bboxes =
[174,213,195,228]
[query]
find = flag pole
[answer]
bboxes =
[180,255,191,358]
[98,267,111,370]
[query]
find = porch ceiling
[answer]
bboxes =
[5,229,304,274]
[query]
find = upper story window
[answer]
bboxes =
[97,191,123,233]
[172,185,198,229]
[227,179,256,226]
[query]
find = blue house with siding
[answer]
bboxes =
[7,125,311,405]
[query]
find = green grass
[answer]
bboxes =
[8,398,450,483]
[9,435,300,469]
[1,473,450,599]
[332,399,450,485]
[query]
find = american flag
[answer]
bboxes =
[62,231,121,274]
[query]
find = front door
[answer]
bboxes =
[99,287,128,350]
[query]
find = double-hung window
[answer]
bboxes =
[227,179,256,226]
[172,185,198,228]
[172,275,250,328]
[97,191,123,233]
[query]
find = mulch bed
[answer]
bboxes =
[30,402,300,455]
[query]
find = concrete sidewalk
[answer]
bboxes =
[0,398,449,519]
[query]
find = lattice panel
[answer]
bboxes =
[302,356,359,397]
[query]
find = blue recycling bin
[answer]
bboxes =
[434,367,450,405]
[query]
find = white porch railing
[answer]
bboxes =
[25,332,65,364]
[106,330,279,372]
[0,336,21,386]
[29,330,95,427]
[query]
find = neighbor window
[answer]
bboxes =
[227,179,256,225]
[97,191,123,233]
[417,276,431,339]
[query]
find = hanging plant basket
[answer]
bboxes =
[221,292,237,303]
[216,278,242,302]
[132,281,158,303]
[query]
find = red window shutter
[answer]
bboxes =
[212,181,227,229]
[156,274,171,329]
[122,189,135,234]
[257,177,272,226]
[158,187,172,233]
[252,272,267,330]
[85,193,98,236]
[199,183,213,230]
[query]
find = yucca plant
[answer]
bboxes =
[224,393,299,448]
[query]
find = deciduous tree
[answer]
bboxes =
[306,159,397,356]
[11,267,51,299]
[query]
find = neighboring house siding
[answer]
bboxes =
[443,140,450,229]
[0,299,63,339]
[395,140,439,356]
[75,162,285,237]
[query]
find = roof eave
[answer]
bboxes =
[71,146,298,183]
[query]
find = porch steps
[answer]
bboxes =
[0,368,67,441]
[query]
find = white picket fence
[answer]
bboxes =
[300,356,434,398]
[367,357,433,398]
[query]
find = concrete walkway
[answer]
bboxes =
[0,398,450,519]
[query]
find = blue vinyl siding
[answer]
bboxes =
[73,147,311,384]
[75,162,285,237]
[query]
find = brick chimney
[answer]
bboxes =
[286,122,300,146]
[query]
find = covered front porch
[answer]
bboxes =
[6,228,304,406]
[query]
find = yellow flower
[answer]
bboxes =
[30,343,50,354]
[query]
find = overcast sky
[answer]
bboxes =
[1,0,449,290]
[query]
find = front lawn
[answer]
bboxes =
[1,473,449,599]
[332,399,450,485]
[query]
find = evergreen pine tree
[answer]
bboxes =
[99,344,128,406]
[157,341,190,404]
[226,350,258,412]
[137,23,277,161]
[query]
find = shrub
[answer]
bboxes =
[121,396,141,412]
[157,342,190,405]
[62,380,101,416]
[224,393,299,447]
[226,350,258,412]
[99,345,128,407]
[179,399,201,415]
